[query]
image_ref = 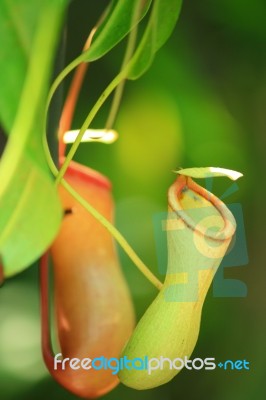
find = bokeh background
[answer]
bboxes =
[0,0,265,399]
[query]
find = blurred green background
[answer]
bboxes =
[0,0,265,399]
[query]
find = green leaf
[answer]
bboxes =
[174,167,243,181]
[127,0,183,79]
[87,0,153,61]
[0,1,68,277]
[0,0,43,133]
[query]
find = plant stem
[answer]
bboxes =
[105,2,140,129]
[55,69,126,184]
[40,252,55,362]
[58,5,110,158]
[62,179,163,290]
[58,28,96,158]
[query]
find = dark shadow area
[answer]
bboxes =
[0,125,7,156]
